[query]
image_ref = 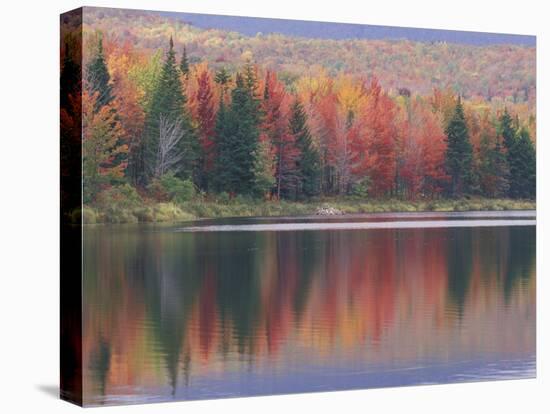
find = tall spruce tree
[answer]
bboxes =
[508,127,536,199]
[143,37,197,182]
[479,131,509,198]
[213,72,261,195]
[444,98,474,197]
[243,61,259,98]
[491,136,511,197]
[500,108,516,151]
[212,98,232,191]
[289,99,321,198]
[86,34,113,109]
[498,108,522,198]
[180,45,189,78]
[215,67,231,90]
[83,34,130,190]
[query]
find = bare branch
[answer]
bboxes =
[154,115,184,178]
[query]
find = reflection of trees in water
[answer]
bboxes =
[504,226,535,301]
[444,226,535,315]
[290,232,320,322]
[82,224,536,401]
[88,336,110,400]
[213,232,264,356]
[472,226,536,302]
[446,227,474,315]
[140,231,201,397]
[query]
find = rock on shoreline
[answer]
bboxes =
[315,206,344,216]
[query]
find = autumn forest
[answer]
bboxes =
[60,9,536,223]
[60,8,537,406]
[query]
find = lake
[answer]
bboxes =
[82,211,536,406]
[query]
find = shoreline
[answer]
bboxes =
[78,198,536,225]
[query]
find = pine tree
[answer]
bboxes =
[500,108,516,152]
[86,34,113,109]
[212,98,232,191]
[478,131,509,198]
[152,36,185,121]
[243,61,262,125]
[214,67,231,97]
[498,108,522,198]
[492,136,510,197]
[444,98,474,197]
[143,37,197,182]
[180,45,189,77]
[194,67,216,190]
[85,34,128,185]
[243,61,259,98]
[213,73,261,196]
[289,99,321,198]
[508,127,536,199]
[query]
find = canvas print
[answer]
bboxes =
[60,7,536,407]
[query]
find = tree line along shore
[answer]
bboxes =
[60,33,536,224]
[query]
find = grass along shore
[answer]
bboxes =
[79,197,536,225]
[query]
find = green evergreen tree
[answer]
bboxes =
[213,73,261,195]
[500,108,516,152]
[289,99,321,198]
[243,62,263,131]
[86,34,113,109]
[508,127,536,199]
[212,98,232,191]
[143,37,197,183]
[491,136,511,197]
[498,108,525,198]
[444,98,474,197]
[479,132,509,198]
[180,45,189,77]
[214,67,231,96]
[243,61,259,98]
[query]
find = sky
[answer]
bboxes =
[158,10,535,46]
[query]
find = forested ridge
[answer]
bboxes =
[60,9,536,222]
[81,9,536,108]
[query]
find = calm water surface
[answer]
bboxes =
[82,212,536,406]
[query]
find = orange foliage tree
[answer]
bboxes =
[397,98,448,199]
[189,63,218,189]
[351,80,397,197]
[82,89,127,201]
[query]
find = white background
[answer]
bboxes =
[0,0,548,412]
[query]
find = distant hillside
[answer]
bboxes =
[83,7,536,109]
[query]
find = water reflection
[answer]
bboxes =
[82,218,535,406]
